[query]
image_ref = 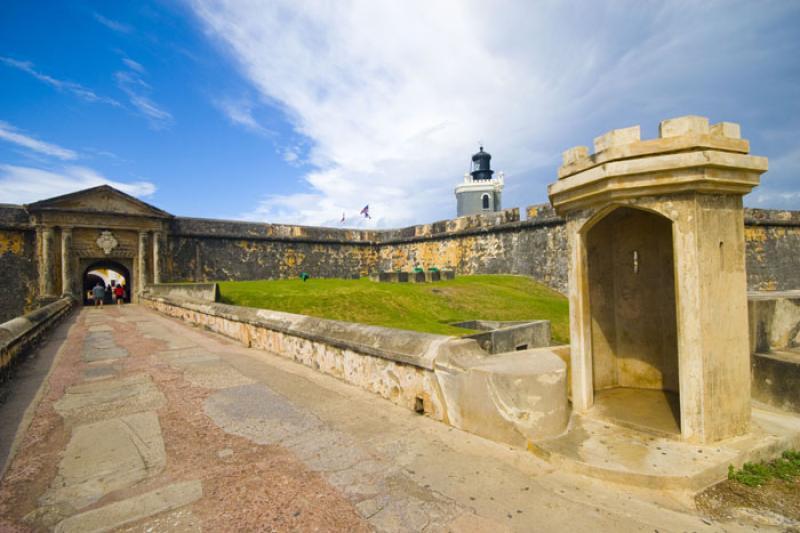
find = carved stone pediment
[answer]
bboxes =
[25,185,172,219]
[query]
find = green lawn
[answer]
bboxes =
[218,275,569,342]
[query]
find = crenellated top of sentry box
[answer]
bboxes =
[548,115,769,214]
[557,115,749,180]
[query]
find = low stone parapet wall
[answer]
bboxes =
[145,283,219,303]
[0,297,73,378]
[748,291,800,413]
[453,319,552,354]
[143,295,570,446]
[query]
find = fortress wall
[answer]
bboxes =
[1,201,799,323]
[743,209,800,291]
[165,217,379,282]
[124,205,800,294]
[377,204,800,295]
[0,206,38,323]
[376,206,568,293]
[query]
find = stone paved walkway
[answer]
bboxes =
[0,305,769,532]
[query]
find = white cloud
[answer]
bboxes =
[213,97,271,135]
[0,121,78,160]
[0,164,156,205]
[0,57,121,107]
[115,69,173,129]
[191,1,800,226]
[93,13,132,34]
[122,58,145,74]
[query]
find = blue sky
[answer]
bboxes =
[1,1,799,227]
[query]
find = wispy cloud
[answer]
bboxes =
[0,164,155,205]
[0,121,78,160]
[213,97,271,135]
[115,67,172,129]
[191,1,800,226]
[122,58,145,73]
[93,12,132,34]
[0,57,121,107]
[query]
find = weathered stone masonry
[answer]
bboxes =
[0,205,38,323]
[164,203,800,296]
[1,191,798,323]
[167,217,379,283]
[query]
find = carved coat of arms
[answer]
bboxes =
[96,230,119,255]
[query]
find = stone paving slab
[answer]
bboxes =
[82,347,128,362]
[54,480,202,533]
[157,348,220,365]
[136,323,197,350]
[181,363,255,389]
[54,374,165,425]
[40,412,166,510]
[204,383,468,530]
[82,331,129,362]
[83,365,119,382]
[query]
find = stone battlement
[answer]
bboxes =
[557,115,757,181]
[550,115,769,214]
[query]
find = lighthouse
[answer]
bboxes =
[454,146,504,217]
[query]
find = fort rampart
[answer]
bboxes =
[1,200,799,323]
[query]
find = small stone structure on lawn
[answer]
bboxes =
[549,115,769,443]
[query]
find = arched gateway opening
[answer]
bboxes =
[82,260,131,305]
[585,206,680,435]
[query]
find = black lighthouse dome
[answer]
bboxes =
[470,146,494,181]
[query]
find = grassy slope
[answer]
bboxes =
[218,275,569,342]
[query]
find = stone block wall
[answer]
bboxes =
[744,209,800,291]
[165,217,377,282]
[2,200,799,324]
[0,206,38,323]
[377,206,568,293]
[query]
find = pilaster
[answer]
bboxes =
[61,227,73,296]
[152,231,161,285]
[39,226,56,298]
[137,230,148,298]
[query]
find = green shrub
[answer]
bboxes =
[728,449,800,487]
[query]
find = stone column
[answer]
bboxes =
[137,230,148,297]
[60,227,73,296]
[152,231,161,285]
[39,226,56,298]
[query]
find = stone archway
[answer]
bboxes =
[584,206,680,433]
[82,259,133,305]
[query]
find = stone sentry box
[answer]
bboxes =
[548,115,768,443]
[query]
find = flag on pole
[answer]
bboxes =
[360,205,371,219]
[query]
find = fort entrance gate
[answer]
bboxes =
[82,259,132,304]
[25,185,171,305]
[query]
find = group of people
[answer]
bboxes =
[89,282,126,307]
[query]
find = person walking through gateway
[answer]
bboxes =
[114,284,125,305]
[92,282,105,307]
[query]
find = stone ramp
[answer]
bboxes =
[16,308,205,531]
[1,305,765,532]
